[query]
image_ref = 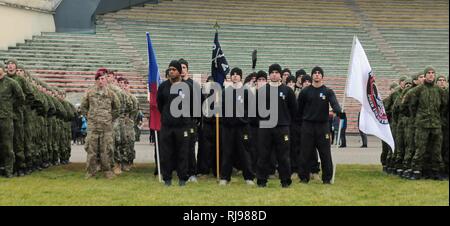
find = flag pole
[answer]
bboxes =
[155,131,162,183]
[332,35,356,184]
[214,21,220,181]
[336,35,357,150]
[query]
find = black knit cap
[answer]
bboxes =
[230,67,243,76]
[178,58,189,69]
[295,69,307,78]
[301,75,312,84]
[169,60,182,74]
[286,75,296,84]
[281,68,292,76]
[256,70,267,80]
[311,66,324,77]
[269,64,282,74]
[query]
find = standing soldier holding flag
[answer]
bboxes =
[157,60,192,186]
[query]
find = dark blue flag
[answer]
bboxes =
[211,31,229,86]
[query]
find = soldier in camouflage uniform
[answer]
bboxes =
[48,89,65,165]
[81,70,120,179]
[106,69,128,175]
[408,66,448,180]
[0,63,25,178]
[383,75,408,173]
[119,77,139,171]
[399,72,425,178]
[6,59,36,176]
[391,78,413,176]
[32,81,50,170]
[436,75,448,179]
[381,82,399,172]
[17,65,47,173]
[43,86,56,168]
[60,92,77,164]
[15,65,34,174]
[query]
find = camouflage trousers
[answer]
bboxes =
[393,117,408,169]
[412,127,443,172]
[38,116,49,164]
[381,141,392,166]
[117,117,135,164]
[59,122,72,162]
[402,124,416,170]
[85,129,114,174]
[0,118,15,175]
[13,112,26,170]
[442,126,449,174]
[113,119,122,164]
[384,122,396,167]
[23,113,34,169]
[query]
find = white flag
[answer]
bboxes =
[346,36,395,152]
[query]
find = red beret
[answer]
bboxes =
[95,68,108,80]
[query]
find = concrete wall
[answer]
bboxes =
[54,0,100,33]
[54,0,157,33]
[0,0,61,12]
[0,4,55,50]
[95,0,157,14]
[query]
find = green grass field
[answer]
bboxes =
[0,163,448,206]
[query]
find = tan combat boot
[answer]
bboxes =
[113,163,122,175]
[122,163,132,172]
[85,172,95,179]
[105,171,116,179]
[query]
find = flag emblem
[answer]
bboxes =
[366,71,388,124]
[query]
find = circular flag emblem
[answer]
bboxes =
[366,71,388,124]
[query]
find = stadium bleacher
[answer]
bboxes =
[0,0,447,132]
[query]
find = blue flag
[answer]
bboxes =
[211,31,230,86]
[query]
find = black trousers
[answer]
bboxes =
[248,125,259,174]
[187,125,197,177]
[221,125,254,181]
[256,126,291,185]
[290,124,302,172]
[340,128,347,147]
[298,121,333,182]
[159,126,190,181]
[294,124,320,174]
[197,122,218,176]
[359,130,367,146]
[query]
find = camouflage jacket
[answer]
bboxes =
[0,76,25,119]
[409,82,447,129]
[81,85,120,131]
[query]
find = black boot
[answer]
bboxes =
[432,171,444,181]
[408,171,421,180]
[401,169,412,179]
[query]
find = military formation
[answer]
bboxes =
[81,68,140,179]
[0,59,76,178]
[382,66,449,180]
[155,59,342,187]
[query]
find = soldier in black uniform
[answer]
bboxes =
[297,66,342,184]
[256,64,297,188]
[157,60,192,186]
[219,67,255,185]
[179,58,201,182]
